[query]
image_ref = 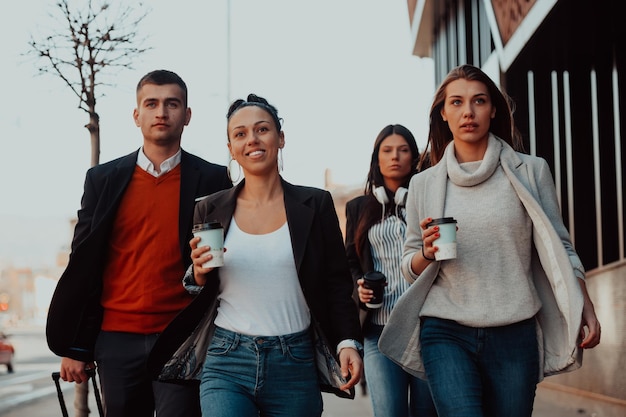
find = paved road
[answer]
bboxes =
[3,369,625,417]
[324,385,626,417]
[1,325,624,416]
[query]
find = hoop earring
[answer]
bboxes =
[227,157,242,183]
[278,148,284,172]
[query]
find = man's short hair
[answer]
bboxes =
[136,70,188,107]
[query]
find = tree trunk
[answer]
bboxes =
[86,112,100,167]
[74,111,101,416]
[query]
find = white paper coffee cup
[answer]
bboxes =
[192,222,224,267]
[428,217,457,260]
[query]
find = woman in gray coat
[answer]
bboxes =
[379,64,600,417]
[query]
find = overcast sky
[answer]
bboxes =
[0,0,434,267]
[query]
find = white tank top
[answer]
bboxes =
[214,219,311,336]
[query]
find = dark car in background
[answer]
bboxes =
[0,331,15,373]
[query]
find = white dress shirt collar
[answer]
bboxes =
[136,147,182,177]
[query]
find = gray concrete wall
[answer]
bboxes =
[545,262,626,404]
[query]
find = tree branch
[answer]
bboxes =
[26,0,152,114]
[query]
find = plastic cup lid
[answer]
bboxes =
[427,217,457,226]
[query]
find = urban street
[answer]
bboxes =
[1,324,624,416]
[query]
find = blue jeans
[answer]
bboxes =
[419,317,539,417]
[200,326,323,417]
[364,324,437,417]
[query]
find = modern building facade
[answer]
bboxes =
[406,0,624,406]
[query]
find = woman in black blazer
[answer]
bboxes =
[148,94,363,417]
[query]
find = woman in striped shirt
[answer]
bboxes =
[345,124,437,417]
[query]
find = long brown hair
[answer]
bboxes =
[418,64,524,170]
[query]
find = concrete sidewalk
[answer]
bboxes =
[321,382,626,417]
[322,390,373,417]
[532,382,625,417]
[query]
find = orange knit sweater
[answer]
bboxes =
[100,165,192,334]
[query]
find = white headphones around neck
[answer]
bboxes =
[373,186,408,207]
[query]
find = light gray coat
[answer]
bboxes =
[378,136,584,381]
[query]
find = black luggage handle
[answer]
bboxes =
[51,371,68,417]
[52,368,104,417]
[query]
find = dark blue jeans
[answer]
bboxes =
[200,326,323,417]
[419,317,539,417]
[364,324,437,417]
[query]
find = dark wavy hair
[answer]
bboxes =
[419,64,524,170]
[354,124,420,259]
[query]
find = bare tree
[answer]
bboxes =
[27,0,152,167]
[27,1,151,415]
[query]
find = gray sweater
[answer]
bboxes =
[419,137,540,326]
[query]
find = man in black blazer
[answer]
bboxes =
[46,69,232,417]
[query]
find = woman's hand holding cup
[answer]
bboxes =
[189,236,218,286]
[357,278,373,305]
[420,217,439,260]
[420,217,458,261]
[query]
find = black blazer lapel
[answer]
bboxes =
[179,151,201,258]
[195,181,241,235]
[100,151,139,211]
[195,179,314,274]
[93,151,137,229]
[283,181,314,275]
